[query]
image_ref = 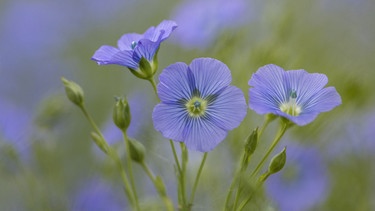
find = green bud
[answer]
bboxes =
[90,132,109,154]
[268,147,287,174]
[245,127,258,156]
[128,138,145,163]
[113,97,131,131]
[61,77,84,106]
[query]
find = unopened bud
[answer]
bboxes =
[113,97,131,131]
[245,127,258,156]
[128,138,145,163]
[61,77,84,106]
[268,147,287,174]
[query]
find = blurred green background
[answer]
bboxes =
[1,0,375,210]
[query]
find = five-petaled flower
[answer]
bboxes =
[91,20,177,79]
[152,58,247,152]
[248,64,342,126]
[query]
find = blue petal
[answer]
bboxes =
[117,33,143,51]
[206,86,247,130]
[143,20,178,42]
[189,58,232,98]
[133,38,161,62]
[303,87,342,113]
[152,103,188,142]
[182,117,228,152]
[248,64,288,113]
[284,70,328,105]
[157,62,192,103]
[91,46,138,69]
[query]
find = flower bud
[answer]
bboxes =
[113,97,131,131]
[90,132,109,154]
[268,147,287,174]
[128,138,145,163]
[244,127,258,156]
[61,77,84,106]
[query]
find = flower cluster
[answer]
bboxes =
[62,19,343,211]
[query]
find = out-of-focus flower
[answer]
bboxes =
[152,58,247,152]
[265,143,330,211]
[170,0,251,49]
[92,20,177,79]
[71,177,127,211]
[0,99,32,160]
[248,64,341,126]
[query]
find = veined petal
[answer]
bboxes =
[117,33,143,51]
[284,70,328,105]
[143,20,178,42]
[156,20,178,41]
[91,45,120,65]
[152,103,188,142]
[189,58,232,97]
[92,46,138,69]
[249,64,288,106]
[133,39,161,62]
[158,62,192,103]
[303,87,342,113]
[206,86,247,130]
[182,117,227,152]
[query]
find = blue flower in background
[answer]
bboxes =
[265,143,330,211]
[152,58,247,152]
[248,64,341,126]
[170,0,251,49]
[92,20,177,78]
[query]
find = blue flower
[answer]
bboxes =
[152,58,247,152]
[265,143,330,211]
[248,64,342,126]
[92,20,177,79]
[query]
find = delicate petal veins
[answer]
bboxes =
[91,46,137,69]
[157,62,192,103]
[249,64,288,111]
[133,39,162,62]
[182,118,227,152]
[303,87,342,113]
[206,86,247,130]
[284,70,328,105]
[156,20,178,41]
[189,58,232,97]
[152,103,188,142]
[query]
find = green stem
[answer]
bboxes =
[170,140,182,173]
[250,122,289,178]
[122,131,140,211]
[236,175,268,211]
[148,77,158,96]
[141,162,174,211]
[180,142,188,209]
[189,152,208,205]
[78,105,136,208]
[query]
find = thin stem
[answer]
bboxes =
[180,142,188,208]
[148,77,158,96]
[78,105,135,208]
[189,152,208,205]
[250,122,289,178]
[141,162,174,211]
[236,175,267,211]
[169,140,182,173]
[122,131,140,211]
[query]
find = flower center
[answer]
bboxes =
[279,90,302,116]
[185,97,208,117]
[131,41,137,49]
